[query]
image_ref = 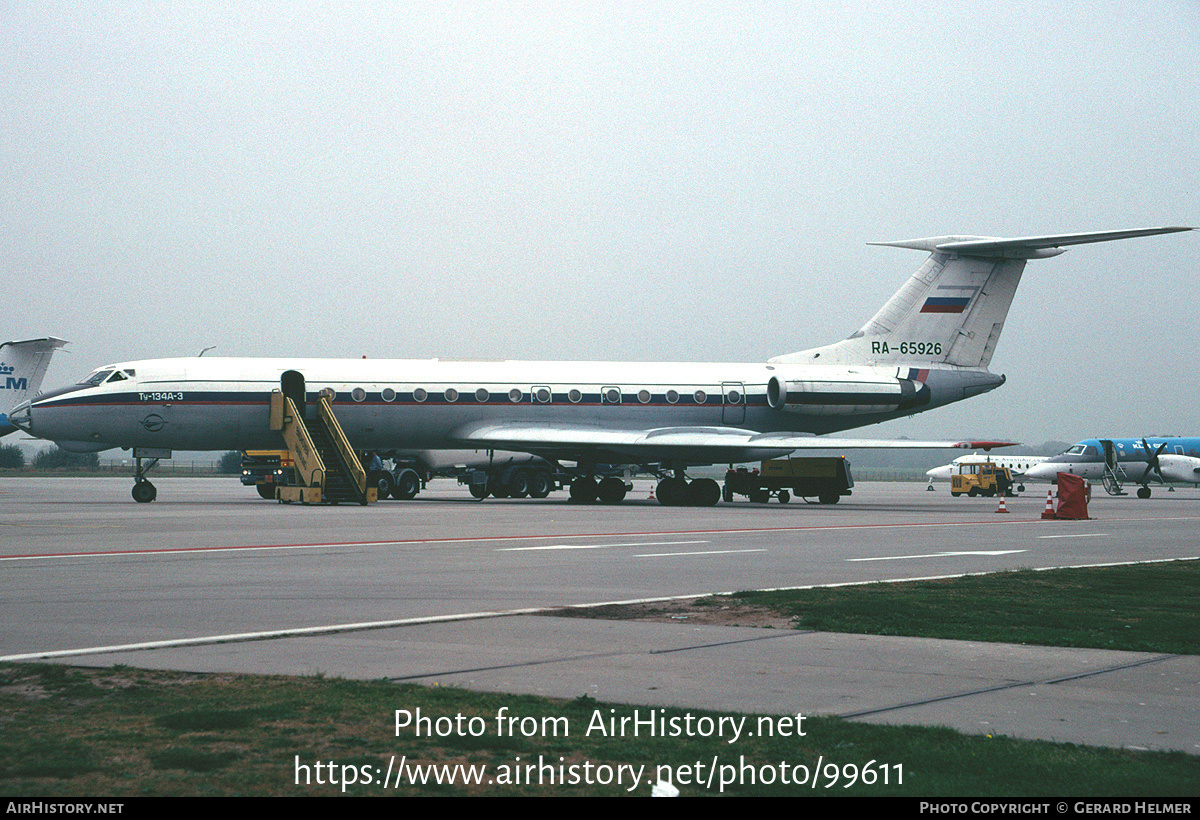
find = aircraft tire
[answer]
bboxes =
[394,470,421,500]
[570,477,599,503]
[685,478,721,507]
[657,478,687,506]
[132,481,156,503]
[1138,486,1152,499]
[528,469,552,498]
[597,476,627,504]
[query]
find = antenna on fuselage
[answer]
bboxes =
[198,346,216,357]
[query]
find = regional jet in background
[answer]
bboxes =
[1023,437,1200,497]
[925,453,1050,491]
[0,337,67,437]
[9,227,1193,504]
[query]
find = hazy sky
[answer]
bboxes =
[3,1,1197,447]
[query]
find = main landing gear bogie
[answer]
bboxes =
[568,476,628,504]
[656,477,721,507]
[473,467,557,501]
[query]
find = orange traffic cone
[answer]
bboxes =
[647,482,656,501]
[1040,489,1056,520]
[995,493,1010,514]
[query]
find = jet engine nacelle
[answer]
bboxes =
[766,369,930,416]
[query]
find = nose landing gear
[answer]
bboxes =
[130,448,169,503]
[132,480,157,503]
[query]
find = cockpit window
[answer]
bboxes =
[81,369,115,386]
[108,371,127,382]
[1065,445,1085,455]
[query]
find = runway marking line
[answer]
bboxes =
[848,550,1026,562]
[4,515,1196,562]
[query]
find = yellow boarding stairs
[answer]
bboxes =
[268,388,375,504]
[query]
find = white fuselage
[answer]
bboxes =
[1022,438,1200,486]
[925,454,1050,482]
[14,356,983,464]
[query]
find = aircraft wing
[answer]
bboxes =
[450,421,1015,465]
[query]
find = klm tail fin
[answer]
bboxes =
[1,337,68,435]
[771,227,1192,369]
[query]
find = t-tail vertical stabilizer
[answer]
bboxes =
[1,337,69,437]
[771,227,1193,370]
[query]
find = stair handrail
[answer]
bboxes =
[269,390,326,488]
[315,388,367,497]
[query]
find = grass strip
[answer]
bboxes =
[722,560,1200,654]
[1,663,1197,797]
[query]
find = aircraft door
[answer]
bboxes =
[1100,440,1118,470]
[721,382,746,425]
[281,370,306,418]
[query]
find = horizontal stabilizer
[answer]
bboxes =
[870,227,1193,259]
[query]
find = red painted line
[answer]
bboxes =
[0,517,1129,561]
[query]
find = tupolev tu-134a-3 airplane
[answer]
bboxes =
[10,227,1193,504]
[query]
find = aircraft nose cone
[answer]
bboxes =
[8,400,32,432]
[1024,463,1056,480]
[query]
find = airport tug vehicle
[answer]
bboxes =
[950,461,1014,497]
